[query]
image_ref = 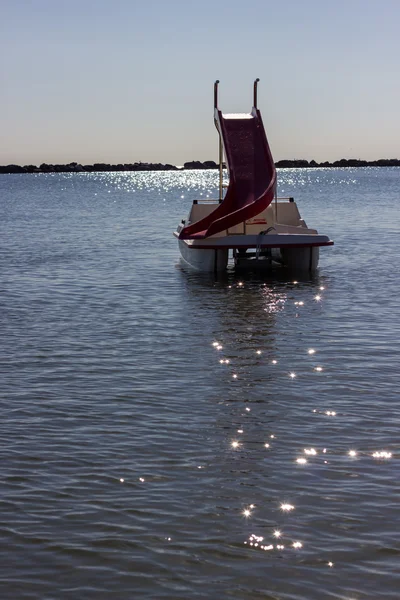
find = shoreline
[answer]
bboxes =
[1,158,400,174]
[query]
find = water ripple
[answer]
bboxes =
[0,170,399,598]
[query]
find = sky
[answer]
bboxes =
[1,0,399,165]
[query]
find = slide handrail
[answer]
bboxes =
[253,78,260,108]
[214,80,223,201]
[214,80,220,109]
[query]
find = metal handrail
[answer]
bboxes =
[214,80,220,109]
[214,80,224,201]
[218,138,223,202]
[253,78,260,108]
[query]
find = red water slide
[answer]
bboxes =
[179,83,277,240]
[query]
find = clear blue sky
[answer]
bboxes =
[1,0,399,165]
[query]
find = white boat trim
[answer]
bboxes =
[174,231,333,250]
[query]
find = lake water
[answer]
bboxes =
[0,168,399,599]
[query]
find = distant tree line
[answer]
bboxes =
[274,158,400,168]
[1,158,400,174]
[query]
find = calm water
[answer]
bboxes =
[1,168,399,599]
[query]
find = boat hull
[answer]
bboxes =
[175,197,333,273]
[281,246,320,271]
[178,240,229,272]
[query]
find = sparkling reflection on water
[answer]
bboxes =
[0,169,399,599]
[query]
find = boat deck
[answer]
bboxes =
[174,231,333,250]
